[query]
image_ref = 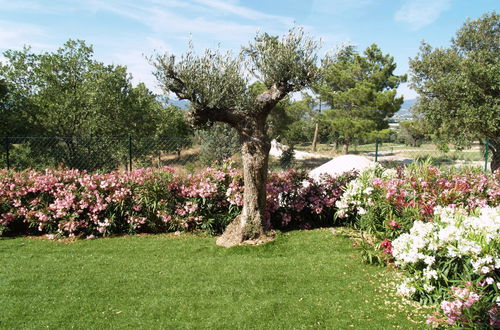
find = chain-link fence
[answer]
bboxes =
[290,138,492,171]
[369,138,491,171]
[1,136,202,172]
[1,136,493,172]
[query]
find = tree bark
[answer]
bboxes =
[343,141,350,154]
[216,119,275,247]
[490,137,499,173]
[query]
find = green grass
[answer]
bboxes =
[0,230,429,329]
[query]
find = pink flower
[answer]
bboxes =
[389,220,401,230]
[380,239,392,255]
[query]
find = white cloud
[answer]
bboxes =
[311,0,373,14]
[0,20,49,51]
[395,0,451,30]
[77,0,292,51]
[191,0,293,25]
[109,37,175,92]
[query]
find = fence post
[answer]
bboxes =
[484,138,489,172]
[4,136,10,170]
[375,138,379,162]
[128,135,132,171]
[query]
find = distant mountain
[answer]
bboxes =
[396,98,417,117]
[169,99,190,109]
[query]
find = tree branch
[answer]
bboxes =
[254,83,288,118]
[188,104,245,128]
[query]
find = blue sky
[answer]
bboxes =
[0,0,498,99]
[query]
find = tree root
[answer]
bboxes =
[216,216,275,248]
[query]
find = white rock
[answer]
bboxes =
[309,155,372,180]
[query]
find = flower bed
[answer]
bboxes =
[335,163,500,327]
[336,163,500,241]
[393,206,499,327]
[0,164,355,238]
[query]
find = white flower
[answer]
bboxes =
[397,280,416,297]
[481,266,491,274]
[424,255,435,266]
[423,283,435,292]
[363,187,373,195]
[423,268,438,280]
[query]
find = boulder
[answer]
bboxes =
[309,155,372,180]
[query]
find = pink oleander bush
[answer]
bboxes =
[265,170,357,231]
[0,163,355,238]
[337,163,500,244]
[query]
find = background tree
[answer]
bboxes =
[398,120,427,147]
[315,44,406,153]
[155,102,193,157]
[409,11,499,171]
[197,123,240,165]
[0,40,169,170]
[152,28,319,246]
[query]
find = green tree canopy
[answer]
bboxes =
[0,40,189,170]
[315,44,406,153]
[0,40,161,137]
[409,11,500,171]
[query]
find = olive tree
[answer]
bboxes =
[152,28,319,246]
[409,12,500,171]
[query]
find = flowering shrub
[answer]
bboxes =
[266,170,357,230]
[0,165,240,237]
[393,206,500,327]
[336,164,500,326]
[336,163,500,242]
[0,164,354,238]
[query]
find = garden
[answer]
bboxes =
[1,162,499,328]
[1,9,499,329]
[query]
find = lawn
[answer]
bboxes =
[0,230,429,329]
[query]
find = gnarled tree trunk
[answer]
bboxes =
[216,119,275,247]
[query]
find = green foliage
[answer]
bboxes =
[197,123,240,165]
[315,44,405,152]
[243,28,320,91]
[155,104,193,154]
[0,40,157,136]
[398,120,427,147]
[409,11,500,170]
[321,109,376,152]
[278,145,295,169]
[0,40,189,170]
[152,26,319,129]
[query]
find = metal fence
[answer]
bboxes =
[1,136,200,171]
[371,138,491,171]
[1,136,493,172]
[290,138,492,172]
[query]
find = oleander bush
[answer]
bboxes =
[0,163,355,238]
[336,163,500,243]
[393,206,499,327]
[335,163,500,328]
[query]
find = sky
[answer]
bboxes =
[0,0,498,100]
